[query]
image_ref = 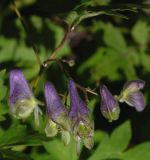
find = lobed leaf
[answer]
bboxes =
[88,121,131,160]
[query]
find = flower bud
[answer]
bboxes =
[68,79,94,151]
[9,69,40,122]
[44,82,71,145]
[100,85,120,122]
[119,80,145,112]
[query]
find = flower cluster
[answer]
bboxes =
[9,69,94,153]
[8,69,146,153]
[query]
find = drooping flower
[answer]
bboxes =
[119,80,145,112]
[100,85,120,122]
[9,69,41,124]
[44,82,71,145]
[68,79,94,152]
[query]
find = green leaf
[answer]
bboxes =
[110,121,131,152]
[62,11,79,26]
[0,103,9,121]
[132,20,149,47]
[94,130,107,144]
[0,69,6,85]
[43,138,78,160]
[45,19,71,58]
[78,23,140,81]
[31,151,50,160]
[0,16,71,81]
[0,70,8,121]
[0,149,31,160]
[88,121,131,160]
[123,142,150,160]
[71,10,105,28]
[0,69,7,101]
[78,47,105,74]
[0,120,52,148]
[79,47,137,81]
[0,36,39,80]
[140,52,150,73]
[0,36,36,63]
[64,10,128,29]
[88,135,112,160]
[16,0,36,8]
[62,2,143,28]
[103,23,127,52]
[0,123,27,147]
[19,133,51,147]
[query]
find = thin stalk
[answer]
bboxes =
[43,26,71,67]
[11,2,42,66]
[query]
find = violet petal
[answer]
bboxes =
[68,79,89,118]
[100,85,120,122]
[9,69,33,106]
[125,91,145,112]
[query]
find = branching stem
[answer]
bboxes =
[11,1,98,98]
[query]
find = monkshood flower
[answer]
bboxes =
[68,79,94,152]
[118,80,145,112]
[44,82,71,145]
[100,85,120,122]
[9,69,41,125]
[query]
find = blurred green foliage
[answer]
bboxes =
[79,20,150,81]
[0,0,150,159]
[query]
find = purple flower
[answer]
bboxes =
[119,80,145,112]
[68,79,94,151]
[122,80,145,92]
[69,80,89,119]
[100,85,120,122]
[44,82,70,144]
[44,82,66,122]
[9,69,40,121]
[9,69,33,106]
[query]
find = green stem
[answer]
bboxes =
[11,2,42,66]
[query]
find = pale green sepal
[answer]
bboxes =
[102,106,120,122]
[61,129,70,145]
[12,98,37,119]
[56,112,71,131]
[45,119,58,137]
[83,136,94,150]
[34,106,42,126]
